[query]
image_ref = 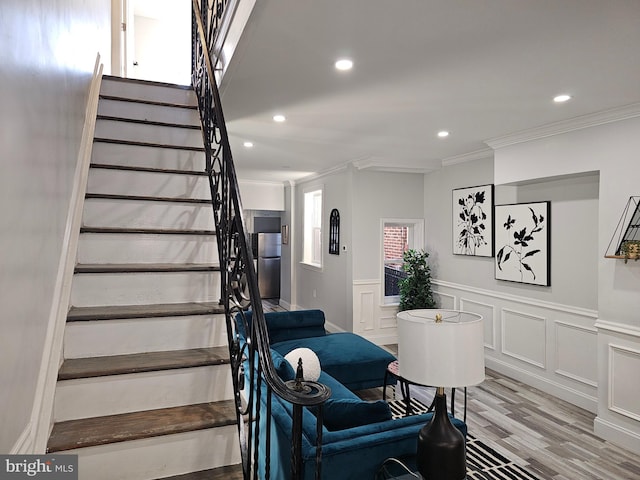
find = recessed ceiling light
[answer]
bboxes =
[437,131,450,138]
[243,141,254,148]
[335,59,353,71]
[273,114,286,122]
[553,94,572,103]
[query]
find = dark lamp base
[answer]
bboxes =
[417,392,466,480]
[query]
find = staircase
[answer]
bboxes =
[46,76,243,480]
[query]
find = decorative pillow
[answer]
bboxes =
[271,349,295,382]
[284,347,321,381]
[317,398,392,431]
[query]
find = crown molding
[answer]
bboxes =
[292,162,350,186]
[441,148,494,167]
[352,157,437,174]
[486,102,640,150]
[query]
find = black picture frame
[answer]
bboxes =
[494,201,551,286]
[452,184,494,257]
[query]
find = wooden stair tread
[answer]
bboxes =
[91,163,208,176]
[99,94,198,110]
[97,114,200,130]
[157,465,244,480]
[47,400,236,452]
[74,263,220,273]
[58,347,229,380]
[67,302,224,321]
[102,75,193,90]
[85,192,210,204]
[80,226,216,235]
[94,137,205,152]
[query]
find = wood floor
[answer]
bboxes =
[359,345,640,480]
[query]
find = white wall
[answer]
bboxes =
[294,168,352,331]
[0,0,111,453]
[493,114,640,453]
[351,169,425,344]
[425,157,600,413]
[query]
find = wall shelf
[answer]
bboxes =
[604,196,640,260]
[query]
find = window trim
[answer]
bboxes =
[301,185,324,269]
[381,218,424,305]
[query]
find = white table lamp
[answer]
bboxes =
[397,309,485,480]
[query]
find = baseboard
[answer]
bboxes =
[30,55,104,453]
[278,298,294,311]
[324,319,347,334]
[10,422,34,454]
[594,416,640,455]
[485,356,598,413]
[359,331,398,347]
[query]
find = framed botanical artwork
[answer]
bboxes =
[452,184,494,257]
[494,201,551,286]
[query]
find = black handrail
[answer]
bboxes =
[190,2,331,479]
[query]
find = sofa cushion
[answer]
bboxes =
[271,349,296,381]
[240,310,327,344]
[273,332,396,390]
[317,398,392,431]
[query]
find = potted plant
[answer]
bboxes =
[620,240,640,263]
[399,249,436,312]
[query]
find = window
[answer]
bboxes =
[382,219,424,303]
[303,188,323,267]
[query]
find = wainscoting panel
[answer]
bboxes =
[502,309,546,369]
[460,298,496,351]
[555,321,597,387]
[432,280,598,413]
[352,280,399,345]
[595,322,640,454]
[609,344,640,422]
[434,291,456,310]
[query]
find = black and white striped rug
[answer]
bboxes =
[387,399,540,480]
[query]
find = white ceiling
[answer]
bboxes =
[217,0,640,183]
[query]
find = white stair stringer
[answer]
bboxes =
[82,197,213,231]
[61,426,240,480]
[92,140,206,171]
[48,76,240,480]
[64,313,228,358]
[70,270,221,307]
[98,98,201,126]
[95,118,203,148]
[54,365,234,421]
[87,167,211,200]
[100,77,198,107]
[77,231,218,265]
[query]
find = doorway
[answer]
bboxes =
[112,0,192,85]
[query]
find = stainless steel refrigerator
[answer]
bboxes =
[252,233,281,299]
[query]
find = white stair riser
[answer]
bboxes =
[64,315,227,358]
[71,271,221,307]
[91,141,206,171]
[98,99,200,126]
[101,80,197,107]
[87,168,211,199]
[54,366,233,421]
[82,199,214,230]
[77,232,217,265]
[64,426,240,480]
[95,119,202,148]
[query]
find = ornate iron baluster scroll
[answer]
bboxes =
[191,2,331,479]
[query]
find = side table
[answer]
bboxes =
[383,360,467,420]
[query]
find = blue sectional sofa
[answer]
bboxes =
[239,309,467,479]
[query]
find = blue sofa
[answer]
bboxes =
[239,309,467,479]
